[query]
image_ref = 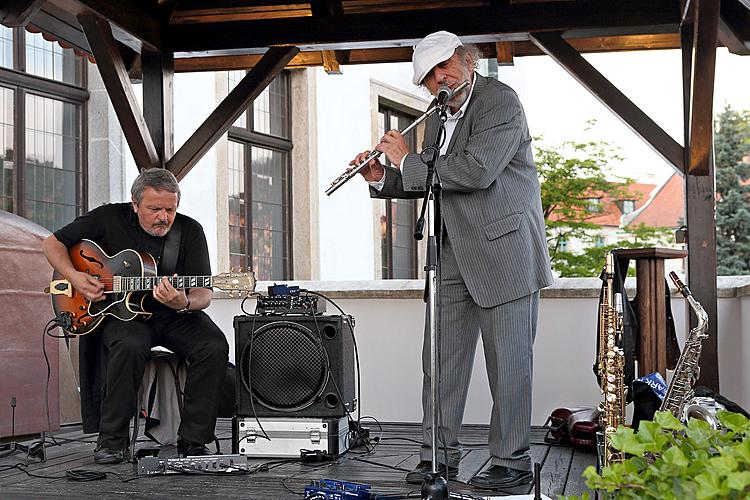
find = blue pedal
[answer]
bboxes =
[304,479,372,499]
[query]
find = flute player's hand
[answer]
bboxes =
[351,150,385,183]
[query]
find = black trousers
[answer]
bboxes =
[97,311,229,450]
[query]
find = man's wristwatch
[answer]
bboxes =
[177,295,191,313]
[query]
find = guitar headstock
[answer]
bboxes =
[214,270,257,295]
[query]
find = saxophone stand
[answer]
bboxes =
[414,106,449,500]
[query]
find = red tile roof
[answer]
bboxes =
[627,174,685,228]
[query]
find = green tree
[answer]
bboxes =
[537,132,672,277]
[714,105,750,275]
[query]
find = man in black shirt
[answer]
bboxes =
[42,168,229,464]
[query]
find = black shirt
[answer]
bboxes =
[53,203,212,313]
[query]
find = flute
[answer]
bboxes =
[325,80,469,196]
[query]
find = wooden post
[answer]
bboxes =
[616,247,688,377]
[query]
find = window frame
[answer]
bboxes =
[0,26,88,227]
[378,105,419,279]
[227,71,293,280]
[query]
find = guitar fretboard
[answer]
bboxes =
[113,275,213,293]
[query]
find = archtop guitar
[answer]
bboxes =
[46,239,256,335]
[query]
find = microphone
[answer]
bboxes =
[436,85,453,107]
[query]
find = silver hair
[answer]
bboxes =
[455,43,483,69]
[131,168,181,204]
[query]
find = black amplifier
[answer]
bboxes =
[256,293,325,315]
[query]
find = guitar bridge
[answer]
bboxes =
[46,279,73,297]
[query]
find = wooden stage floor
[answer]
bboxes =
[0,419,595,499]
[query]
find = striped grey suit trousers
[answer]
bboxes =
[419,232,538,472]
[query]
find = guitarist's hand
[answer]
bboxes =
[154,276,188,310]
[71,271,105,302]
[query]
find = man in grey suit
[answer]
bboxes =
[351,31,553,490]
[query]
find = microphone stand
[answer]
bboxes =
[414,105,449,500]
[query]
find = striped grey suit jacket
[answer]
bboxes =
[372,73,553,307]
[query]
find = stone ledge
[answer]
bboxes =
[213,276,750,300]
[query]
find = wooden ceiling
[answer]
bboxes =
[9,0,749,74]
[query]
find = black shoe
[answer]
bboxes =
[93,446,128,464]
[177,437,211,457]
[405,460,459,484]
[469,465,534,489]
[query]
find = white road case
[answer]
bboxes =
[233,417,349,458]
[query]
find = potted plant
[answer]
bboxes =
[562,410,750,499]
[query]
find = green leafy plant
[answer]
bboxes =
[561,411,750,500]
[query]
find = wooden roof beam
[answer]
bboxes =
[530,31,685,173]
[0,0,44,27]
[718,0,750,55]
[79,14,161,171]
[687,0,720,176]
[168,0,681,53]
[166,46,299,180]
[49,0,165,52]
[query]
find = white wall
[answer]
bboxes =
[316,64,429,280]
[206,279,750,427]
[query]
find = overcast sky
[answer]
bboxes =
[496,48,750,186]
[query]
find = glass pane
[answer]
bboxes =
[378,107,418,279]
[0,86,14,212]
[25,32,79,85]
[227,140,246,267]
[250,146,288,280]
[252,72,288,138]
[227,70,248,128]
[0,26,12,69]
[24,94,81,232]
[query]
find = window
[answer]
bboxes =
[595,236,605,248]
[621,199,635,214]
[378,106,418,279]
[559,237,568,252]
[587,197,602,213]
[0,26,86,232]
[227,71,292,281]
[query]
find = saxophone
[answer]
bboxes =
[660,272,724,429]
[597,252,627,468]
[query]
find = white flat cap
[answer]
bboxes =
[412,31,463,85]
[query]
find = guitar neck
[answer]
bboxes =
[114,275,213,292]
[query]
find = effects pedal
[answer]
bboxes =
[137,454,247,475]
[304,479,372,499]
[256,285,325,315]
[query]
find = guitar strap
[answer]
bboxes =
[160,216,182,276]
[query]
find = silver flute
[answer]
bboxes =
[325,80,470,196]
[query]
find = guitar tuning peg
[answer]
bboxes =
[230,267,234,273]
[228,291,234,298]
[238,267,243,273]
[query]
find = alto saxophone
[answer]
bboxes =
[597,252,627,468]
[660,272,724,429]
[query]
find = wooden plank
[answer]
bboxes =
[564,448,597,497]
[0,424,593,499]
[687,0,720,176]
[47,0,164,52]
[174,51,324,73]
[0,0,44,27]
[165,46,299,181]
[496,41,515,65]
[530,31,685,173]
[142,50,175,164]
[321,50,343,74]
[681,0,719,391]
[167,0,681,53]
[78,14,160,171]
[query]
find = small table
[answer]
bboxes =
[615,247,688,377]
